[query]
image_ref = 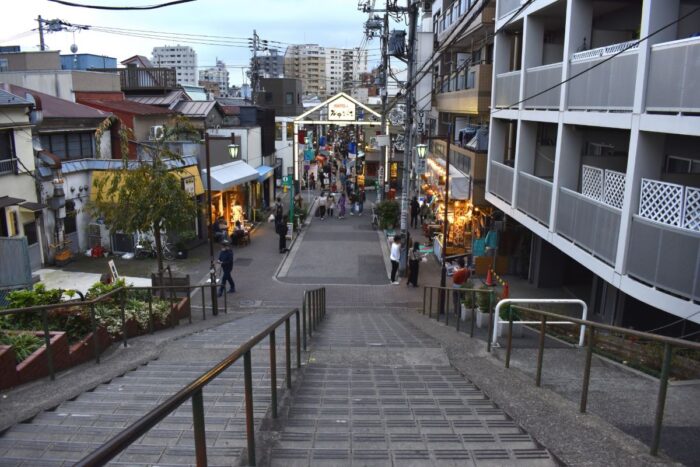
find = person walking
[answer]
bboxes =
[357,188,366,216]
[276,215,289,253]
[407,241,421,287]
[338,192,347,219]
[389,236,401,285]
[309,172,316,190]
[349,191,357,216]
[327,193,335,218]
[451,257,469,316]
[410,196,420,228]
[318,192,327,220]
[217,241,235,296]
[419,202,431,226]
[294,192,303,211]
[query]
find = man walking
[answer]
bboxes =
[276,215,289,253]
[217,241,235,296]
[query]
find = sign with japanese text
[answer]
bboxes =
[328,96,356,121]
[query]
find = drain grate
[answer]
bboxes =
[353,450,390,460]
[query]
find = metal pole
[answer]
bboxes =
[205,132,219,316]
[90,304,100,364]
[399,0,418,237]
[505,314,514,368]
[191,388,208,466]
[42,310,55,381]
[580,326,595,413]
[439,125,453,315]
[200,285,206,321]
[148,293,154,334]
[651,343,673,456]
[243,351,256,466]
[535,315,547,387]
[295,309,301,369]
[37,16,45,51]
[120,290,127,348]
[302,293,307,350]
[470,290,475,338]
[269,330,277,419]
[285,319,292,389]
[486,290,493,353]
[378,10,389,202]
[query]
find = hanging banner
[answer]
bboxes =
[304,148,315,161]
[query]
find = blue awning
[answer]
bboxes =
[256,165,274,182]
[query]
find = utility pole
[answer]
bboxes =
[400,0,418,236]
[250,30,259,104]
[37,16,46,51]
[378,10,389,203]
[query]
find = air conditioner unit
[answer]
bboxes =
[149,125,164,141]
[422,0,432,12]
[587,142,615,157]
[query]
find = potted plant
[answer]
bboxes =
[459,280,475,321]
[375,200,400,230]
[498,303,524,338]
[475,286,493,329]
[174,231,195,259]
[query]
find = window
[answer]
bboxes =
[275,122,283,141]
[0,58,8,72]
[64,199,77,234]
[666,155,700,174]
[0,130,15,170]
[23,221,38,245]
[285,92,294,105]
[40,132,95,160]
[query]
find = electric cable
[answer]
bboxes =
[48,0,195,10]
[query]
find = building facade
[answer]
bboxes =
[254,48,284,78]
[486,0,700,329]
[198,60,230,97]
[152,45,198,86]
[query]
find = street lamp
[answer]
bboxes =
[203,133,218,315]
[228,143,240,160]
[415,143,427,160]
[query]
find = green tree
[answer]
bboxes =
[89,116,199,272]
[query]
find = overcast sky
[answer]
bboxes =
[2,0,386,86]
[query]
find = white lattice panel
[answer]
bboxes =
[683,187,700,231]
[639,179,684,227]
[582,165,604,202]
[604,170,626,209]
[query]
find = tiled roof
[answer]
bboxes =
[174,100,217,118]
[3,84,109,119]
[0,88,32,107]
[82,99,177,116]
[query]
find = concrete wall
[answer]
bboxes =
[0,51,60,71]
[0,70,119,101]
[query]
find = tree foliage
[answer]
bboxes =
[89,116,200,271]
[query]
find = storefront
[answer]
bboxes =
[202,159,259,230]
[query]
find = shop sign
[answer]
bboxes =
[390,162,398,178]
[282,175,293,187]
[415,158,427,175]
[182,176,196,197]
[328,96,356,121]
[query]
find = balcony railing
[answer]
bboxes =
[581,165,626,209]
[556,187,621,265]
[638,179,699,232]
[436,0,487,40]
[94,67,177,91]
[494,70,521,108]
[0,158,18,175]
[646,36,700,113]
[524,62,563,109]
[626,215,700,302]
[516,172,552,226]
[498,0,521,19]
[567,44,638,111]
[488,161,514,204]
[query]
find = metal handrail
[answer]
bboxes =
[76,286,327,466]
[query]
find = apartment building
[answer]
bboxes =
[199,60,230,97]
[487,0,700,329]
[254,48,284,78]
[152,45,198,86]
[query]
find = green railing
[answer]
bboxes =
[75,287,327,466]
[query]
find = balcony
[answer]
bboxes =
[434,139,488,205]
[435,64,492,114]
[516,172,552,226]
[567,41,639,111]
[488,160,514,204]
[498,0,521,19]
[94,68,177,92]
[646,36,700,113]
[0,158,18,175]
[436,0,492,42]
[523,62,562,109]
[494,70,521,108]
[556,188,621,266]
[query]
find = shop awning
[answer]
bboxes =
[256,165,274,182]
[435,158,471,200]
[201,160,259,191]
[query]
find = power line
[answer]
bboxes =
[48,0,195,10]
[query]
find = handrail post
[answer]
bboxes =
[243,350,256,466]
[580,326,595,413]
[120,289,128,348]
[269,330,278,419]
[201,285,206,321]
[445,292,449,327]
[285,318,292,389]
[535,315,547,387]
[148,293,154,334]
[456,290,461,332]
[302,293,308,350]
[651,343,673,456]
[486,291,494,353]
[422,287,426,314]
[428,288,433,319]
[191,388,208,466]
[90,303,100,364]
[224,285,228,315]
[505,313,513,368]
[470,290,475,338]
[295,309,301,369]
[41,310,55,381]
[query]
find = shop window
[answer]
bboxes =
[40,132,95,160]
[275,122,283,141]
[287,123,294,140]
[23,221,37,245]
[64,200,77,234]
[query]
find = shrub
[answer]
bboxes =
[375,200,400,229]
[476,286,494,312]
[0,331,43,364]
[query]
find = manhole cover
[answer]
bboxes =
[234,258,252,266]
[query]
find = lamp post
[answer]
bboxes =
[204,133,218,316]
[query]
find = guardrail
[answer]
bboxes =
[76,287,327,466]
[498,304,700,456]
[0,282,226,383]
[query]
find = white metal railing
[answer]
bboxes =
[571,40,639,62]
[437,0,482,37]
[489,160,514,203]
[639,179,699,232]
[524,62,563,109]
[0,158,17,175]
[646,36,700,113]
[581,165,626,209]
[498,0,522,19]
[494,70,521,108]
[516,171,553,225]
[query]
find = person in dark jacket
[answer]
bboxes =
[277,215,289,253]
[407,241,421,287]
[410,196,420,228]
[217,241,235,296]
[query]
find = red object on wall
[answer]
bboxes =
[298,129,306,144]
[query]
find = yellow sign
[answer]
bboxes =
[390,162,398,178]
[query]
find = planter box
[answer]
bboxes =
[16,332,70,385]
[171,296,190,323]
[68,327,112,366]
[0,345,18,390]
[476,310,492,329]
[460,304,474,321]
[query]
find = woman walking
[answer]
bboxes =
[407,242,421,287]
[327,193,335,219]
[338,192,347,219]
[389,236,401,285]
[318,192,327,220]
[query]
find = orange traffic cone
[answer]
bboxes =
[502,282,510,299]
[485,269,494,286]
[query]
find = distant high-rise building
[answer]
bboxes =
[253,48,284,78]
[284,44,367,98]
[151,45,197,86]
[199,60,230,97]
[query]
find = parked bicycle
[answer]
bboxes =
[135,232,176,260]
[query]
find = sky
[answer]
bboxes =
[1,0,386,86]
